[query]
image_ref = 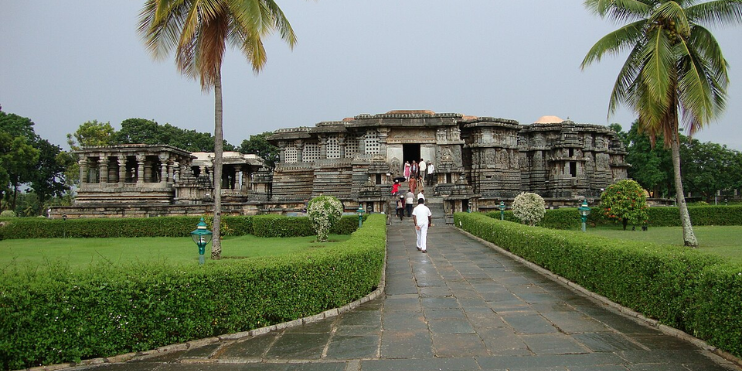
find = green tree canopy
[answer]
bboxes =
[0,111,41,211]
[239,132,279,168]
[66,120,116,150]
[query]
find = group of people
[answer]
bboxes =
[403,158,435,190]
[392,158,433,253]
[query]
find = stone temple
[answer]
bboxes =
[56,110,628,221]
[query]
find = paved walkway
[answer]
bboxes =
[72,223,739,371]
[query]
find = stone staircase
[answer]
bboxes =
[388,180,448,226]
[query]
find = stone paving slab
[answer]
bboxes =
[66,223,740,371]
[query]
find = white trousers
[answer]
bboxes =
[416,223,429,251]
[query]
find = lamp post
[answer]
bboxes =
[578,200,591,232]
[190,217,213,265]
[357,205,365,228]
[356,204,363,228]
[499,201,506,220]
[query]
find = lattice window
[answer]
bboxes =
[364,130,379,155]
[284,146,298,163]
[345,137,359,158]
[303,143,320,162]
[326,136,340,159]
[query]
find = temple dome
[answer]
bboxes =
[534,115,564,124]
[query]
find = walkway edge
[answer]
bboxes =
[456,227,742,369]
[29,235,389,371]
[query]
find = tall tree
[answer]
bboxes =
[66,120,116,150]
[139,0,297,259]
[239,131,279,168]
[0,111,41,210]
[581,0,742,247]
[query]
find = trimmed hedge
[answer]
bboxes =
[486,205,742,230]
[0,214,386,370]
[454,212,742,359]
[0,215,362,240]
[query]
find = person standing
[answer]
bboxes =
[412,198,432,253]
[426,162,435,186]
[409,175,417,195]
[417,189,425,202]
[405,189,415,217]
[419,158,426,180]
[404,161,411,181]
[411,160,418,180]
[396,194,405,221]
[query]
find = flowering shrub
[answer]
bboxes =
[512,192,546,226]
[308,195,343,242]
[600,179,649,230]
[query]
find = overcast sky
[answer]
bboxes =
[2,1,741,151]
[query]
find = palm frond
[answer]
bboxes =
[638,28,675,109]
[584,0,655,22]
[686,0,742,26]
[581,19,646,68]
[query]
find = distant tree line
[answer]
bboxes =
[611,122,742,203]
[0,108,278,216]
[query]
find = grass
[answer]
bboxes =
[0,234,352,270]
[588,225,742,263]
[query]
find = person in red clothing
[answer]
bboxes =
[392,179,400,195]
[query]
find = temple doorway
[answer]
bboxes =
[403,143,420,163]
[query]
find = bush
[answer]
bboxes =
[511,192,545,226]
[0,210,16,218]
[485,205,742,230]
[307,196,343,242]
[600,179,649,230]
[454,212,742,359]
[0,215,362,240]
[0,214,386,370]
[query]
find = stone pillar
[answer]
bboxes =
[338,135,346,159]
[295,140,304,163]
[378,128,389,155]
[99,155,109,183]
[78,155,88,184]
[136,154,146,186]
[118,155,126,185]
[159,153,169,185]
[173,161,180,183]
[319,136,328,160]
[278,141,286,163]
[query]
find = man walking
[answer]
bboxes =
[405,189,415,217]
[412,198,432,253]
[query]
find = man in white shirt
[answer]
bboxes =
[419,158,426,180]
[412,198,432,253]
[417,189,425,202]
[426,162,435,186]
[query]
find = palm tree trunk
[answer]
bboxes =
[211,71,223,260]
[670,129,698,247]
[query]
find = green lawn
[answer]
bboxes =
[0,234,352,270]
[588,225,742,263]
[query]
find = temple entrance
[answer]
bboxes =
[403,143,420,163]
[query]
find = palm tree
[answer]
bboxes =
[581,0,742,247]
[139,0,297,258]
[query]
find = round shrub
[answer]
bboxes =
[512,192,546,226]
[307,195,343,242]
[1,210,17,218]
[600,179,649,230]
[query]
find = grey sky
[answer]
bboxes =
[1,1,741,151]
